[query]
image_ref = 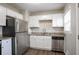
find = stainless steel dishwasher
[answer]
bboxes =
[52,36,64,52]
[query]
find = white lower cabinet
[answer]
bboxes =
[1,38,12,55]
[30,36,52,50]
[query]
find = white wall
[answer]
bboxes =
[64,3,77,55]
[23,10,30,32]
[23,10,30,22]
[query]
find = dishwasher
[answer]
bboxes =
[52,36,64,52]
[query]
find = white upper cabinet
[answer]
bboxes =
[29,14,64,28]
[52,14,64,27]
[29,15,53,28]
[0,5,6,26]
[7,8,23,20]
[29,16,40,27]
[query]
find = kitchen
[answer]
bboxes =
[0,3,78,55]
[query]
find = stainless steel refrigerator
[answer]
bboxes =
[15,19,30,55]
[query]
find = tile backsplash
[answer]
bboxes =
[31,27,64,33]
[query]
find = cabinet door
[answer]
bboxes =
[30,36,36,48]
[0,5,6,26]
[30,36,41,48]
[30,36,43,49]
[44,36,52,50]
[2,38,12,55]
[29,16,39,27]
[37,36,44,49]
[53,14,64,27]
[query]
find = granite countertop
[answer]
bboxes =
[31,32,64,37]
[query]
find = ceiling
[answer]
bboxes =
[9,3,66,12]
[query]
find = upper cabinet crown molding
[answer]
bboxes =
[0,5,6,26]
[6,8,23,20]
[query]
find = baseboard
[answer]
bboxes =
[22,47,30,55]
[30,47,52,51]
